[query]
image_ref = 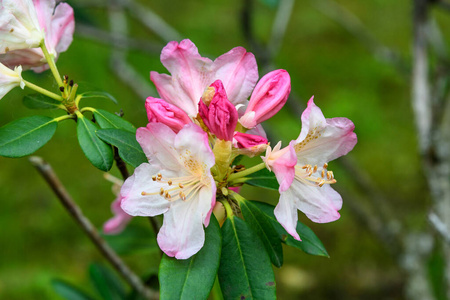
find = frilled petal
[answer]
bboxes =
[136,123,180,171]
[157,183,214,259]
[294,97,357,166]
[275,180,342,240]
[150,40,213,117]
[49,2,74,54]
[120,163,172,216]
[212,46,258,106]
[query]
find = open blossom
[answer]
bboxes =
[198,80,238,141]
[0,0,44,53]
[0,62,24,100]
[240,69,291,129]
[120,122,216,259]
[150,39,258,117]
[263,97,357,240]
[0,0,74,72]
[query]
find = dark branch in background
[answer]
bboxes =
[114,147,129,180]
[29,157,158,300]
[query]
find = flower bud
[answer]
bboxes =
[199,80,238,141]
[240,69,291,128]
[233,132,268,157]
[0,63,25,100]
[145,97,191,133]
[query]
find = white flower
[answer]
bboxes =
[0,63,24,100]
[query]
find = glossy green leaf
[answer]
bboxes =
[79,91,118,104]
[245,168,279,190]
[96,128,147,168]
[52,279,96,300]
[218,216,276,300]
[77,115,114,171]
[101,223,157,255]
[240,199,283,267]
[252,201,329,257]
[93,109,135,133]
[89,263,126,300]
[23,94,63,109]
[159,215,222,300]
[0,116,58,157]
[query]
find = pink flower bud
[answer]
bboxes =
[233,132,268,157]
[199,80,238,141]
[240,69,291,128]
[145,97,191,133]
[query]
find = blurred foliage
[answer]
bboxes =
[1,0,449,299]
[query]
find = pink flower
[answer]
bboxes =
[264,97,357,240]
[0,62,24,99]
[150,39,258,117]
[198,80,238,141]
[120,122,216,259]
[240,70,291,129]
[233,131,268,157]
[0,0,74,72]
[103,195,132,235]
[145,97,191,133]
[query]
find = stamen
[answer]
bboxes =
[321,170,325,178]
[323,163,328,169]
[168,180,172,186]
[313,165,318,173]
[152,175,157,181]
[179,183,184,188]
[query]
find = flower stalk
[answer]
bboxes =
[40,41,64,89]
[23,79,64,101]
[228,162,266,182]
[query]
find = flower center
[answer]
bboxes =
[294,163,336,187]
[141,172,206,202]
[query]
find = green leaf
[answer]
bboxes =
[89,263,126,300]
[252,201,329,257]
[0,116,58,157]
[245,168,279,190]
[77,115,114,171]
[159,215,222,300]
[93,109,136,133]
[101,223,157,255]
[23,94,62,110]
[218,216,276,300]
[79,91,118,104]
[96,129,147,168]
[239,199,283,267]
[52,279,96,300]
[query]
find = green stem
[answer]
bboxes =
[23,79,64,101]
[227,162,266,182]
[40,41,64,88]
[229,190,245,202]
[222,200,234,218]
[53,115,76,122]
[79,106,96,114]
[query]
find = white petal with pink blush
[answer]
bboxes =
[120,122,216,259]
[265,97,357,240]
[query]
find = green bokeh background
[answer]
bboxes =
[1,0,448,299]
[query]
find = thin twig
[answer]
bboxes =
[429,212,450,245]
[29,156,158,300]
[114,147,129,180]
[268,0,295,59]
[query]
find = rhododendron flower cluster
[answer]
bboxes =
[118,39,357,259]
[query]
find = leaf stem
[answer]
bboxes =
[40,41,64,89]
[53,115,76,122]
[222,200,234,218]
[23,79,64,101]
[227,162,266,182]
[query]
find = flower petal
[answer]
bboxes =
[120,163,171,216]
[174,123,216,169]
[151,39,213,116]
[103,196,132,235]
[212,46,258,106]
[157,184,214,259]
[295,97,357,166]
[49,2,75,54]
